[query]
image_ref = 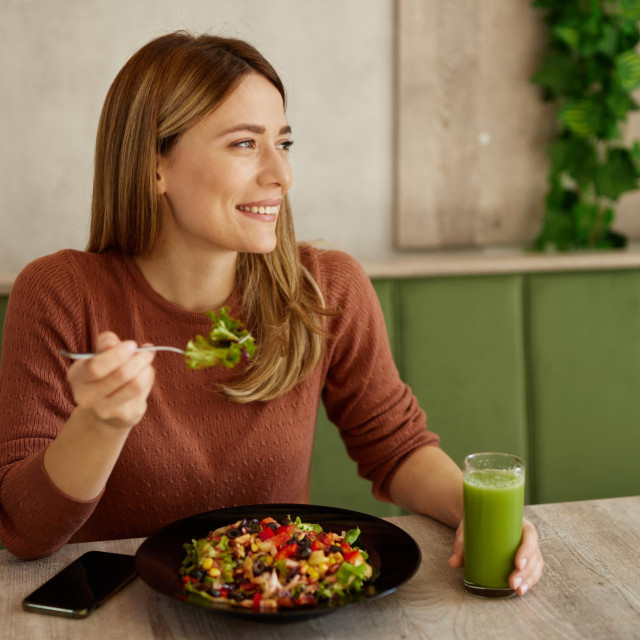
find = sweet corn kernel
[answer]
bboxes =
[202,558,213,570]
[307,568,319,581]
[318,563,329,573]
[208,567,221,578]
[251,542,258,552]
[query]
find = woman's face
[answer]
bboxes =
[156,73,293,256]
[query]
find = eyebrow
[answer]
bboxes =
[218,124,292,137]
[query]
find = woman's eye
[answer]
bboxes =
[234,140,255,149]
[277,140,294,152]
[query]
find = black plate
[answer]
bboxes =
[135,503,421,621]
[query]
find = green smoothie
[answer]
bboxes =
[463,469,524,589]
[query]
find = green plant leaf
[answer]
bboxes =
[621,0,640,21]
[605,89,635,122]
[553,25,580,50]
[596,148,639,200]
[595,23,619,57]
[615,50,640,91]
[548,138,597,186]
[531,52,581,97]
[560,99,602,137]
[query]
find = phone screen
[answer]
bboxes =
[22,551,137,618]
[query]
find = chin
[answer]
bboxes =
[245,236,278,254]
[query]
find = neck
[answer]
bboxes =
[134,243,238,313]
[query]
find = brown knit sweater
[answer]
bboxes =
[0,246,437,558]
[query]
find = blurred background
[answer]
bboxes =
[2,1,640,509]
[0,0,397,274]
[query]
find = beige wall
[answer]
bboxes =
[0,0,394,275]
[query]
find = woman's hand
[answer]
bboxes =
[448,518,543,596]
[67,331,156,430]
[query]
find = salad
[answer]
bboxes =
[184,306,256,369]
[179,515,376,611]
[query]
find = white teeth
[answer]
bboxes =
[237,205,279,215]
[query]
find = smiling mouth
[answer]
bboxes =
[235,205,280,215]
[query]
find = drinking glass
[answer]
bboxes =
[463,452,525,597]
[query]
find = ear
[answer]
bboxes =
[156,154,168,195]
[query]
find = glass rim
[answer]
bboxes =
[464,452,525,469]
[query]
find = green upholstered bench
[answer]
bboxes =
[2,269,640,524]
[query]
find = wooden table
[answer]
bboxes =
[2,496,639,639]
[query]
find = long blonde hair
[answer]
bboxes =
[88,32,331,402]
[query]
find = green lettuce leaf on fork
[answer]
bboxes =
[185,306,256,369]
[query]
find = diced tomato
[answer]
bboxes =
[341,542,353,553]
[311,540,325,551]
[275,524,295,537]
[252,592,262,610]
[343,550,364,566]
[220,586,230,598]
[258,527,275,541]
[275,543,298,560]
[270,531,292,549]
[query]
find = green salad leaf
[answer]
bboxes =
[344,527,361,545]
[293,516,323,533]
[185,306,256,370]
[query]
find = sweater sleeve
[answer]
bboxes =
[318,250,439,502]
[0,252,102,559]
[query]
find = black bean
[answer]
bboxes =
[231,592,245,602]
[253,560,266,575]
[246,520,260,534]
[297,546,311,559]
[330,545,342,553]
[267,522,278,531]
[192,570,204,581]
[227,528,241,539]
[210,588,221,597]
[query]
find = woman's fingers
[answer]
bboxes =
[509,519,544,596]
[92,366,155,428]
[66,333,156,430]
[448,520,464,568]
[449,517,544,597]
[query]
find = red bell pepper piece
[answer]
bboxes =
[252,592,262,610]
[275,543,298,561]
[258,527,275,541]
[270,531,292,549]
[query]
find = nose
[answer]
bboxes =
[257,146,293,193]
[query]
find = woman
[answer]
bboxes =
[0,32,541,595]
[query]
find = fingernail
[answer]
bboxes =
[513,576,522,589]
[124,341,137,352]
[519,557,528,570]
[520,583,528,595]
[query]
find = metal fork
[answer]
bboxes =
[59,346,186,360]
[59,334,251,360]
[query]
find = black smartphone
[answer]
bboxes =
[22,551,137,619]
